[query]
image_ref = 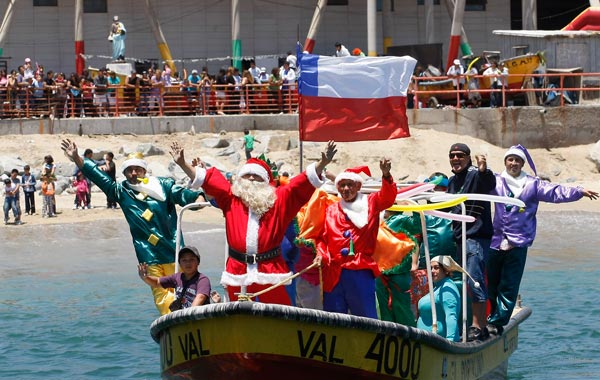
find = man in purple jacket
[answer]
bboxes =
[487,144,598,335]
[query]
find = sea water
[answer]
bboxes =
[0,211,598,379]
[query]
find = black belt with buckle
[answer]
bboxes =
[228,247,281,265]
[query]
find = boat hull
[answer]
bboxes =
[481,53,542,90]
[151,302,530,380]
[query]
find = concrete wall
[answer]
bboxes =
[2,106,599,149]
[0,0,511,74]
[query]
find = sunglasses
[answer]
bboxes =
[449,152,467,159]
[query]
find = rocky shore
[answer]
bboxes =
[2,129,599,226]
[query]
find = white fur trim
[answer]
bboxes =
[246,210,260,254]
[121,158,147,173]
[334,172,364,186]
[238,163,269,183]
[340,192,369,228]
[128,176,166,202]
[504,148,526,162]
[306,163,325,188]
[501,170,528,198]
[220,270,294,287]
[189,166,207,189]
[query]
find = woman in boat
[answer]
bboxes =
[417,255,461,342]
[138,246,211,310]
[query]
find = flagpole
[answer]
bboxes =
[299,141,304,172]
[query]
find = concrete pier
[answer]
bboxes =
[2,105,599,149]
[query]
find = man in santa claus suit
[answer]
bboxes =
[170,141,336,305]
[315,159,396,318]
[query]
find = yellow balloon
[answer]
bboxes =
[387,196,468,212]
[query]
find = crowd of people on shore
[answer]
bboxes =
[0,42,376,119]
[409,55,514,109]
[0,56,303,119]
[2,150,118,225]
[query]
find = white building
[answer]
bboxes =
[0,0,511,74]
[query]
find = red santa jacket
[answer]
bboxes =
[191,164,323,287]
[317,176,396,292]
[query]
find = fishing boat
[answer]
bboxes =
[479,52,545,91]
[150,301,530,380]
[149,192,531,380]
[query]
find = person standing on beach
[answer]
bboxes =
[100,152,117,209]
[61,139,204,315]
[21,165,36,215]
[170,140,336,305]
[3,178,21,225]
[447,143,496,341]
[242,129,261,160]
[9,169,22,219]
[73,149,94,209]
[486,145,598,336]
[40,174,56,218]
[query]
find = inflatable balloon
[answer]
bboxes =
[430,193,525,208]
[388,196,468,212]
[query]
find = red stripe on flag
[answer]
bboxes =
[299,96,410,142]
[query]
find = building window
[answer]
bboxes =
[84,0,107,13]
[327,0,348,5]
[417,0,486,10]
[465,0,486,11]
[33,0,57,6]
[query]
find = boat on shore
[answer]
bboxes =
[150,300,531,380]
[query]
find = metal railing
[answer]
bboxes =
[0,83,299,119]
[412,72,600,108]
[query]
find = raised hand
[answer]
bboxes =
[380,158,392,178]
[60,139,84,168]
[474,154,487,172]
[191,157,205,168]
[169,142,186,166]
[316,140,337,176]
[60,139,78,161]
[322,140,337,164]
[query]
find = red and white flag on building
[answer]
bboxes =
[298,54,417,142]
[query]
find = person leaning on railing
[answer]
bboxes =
[268,67,283,113]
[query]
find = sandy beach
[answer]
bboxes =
[4,128,600,227]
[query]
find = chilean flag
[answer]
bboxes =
[298,54,417,142]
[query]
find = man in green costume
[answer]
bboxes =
[61,139,204,315]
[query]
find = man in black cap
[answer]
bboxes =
[447,143,496,341]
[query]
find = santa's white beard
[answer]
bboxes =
[231,177,276,218]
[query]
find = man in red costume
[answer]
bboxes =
[316,160,396,318]
[170,141,336,305]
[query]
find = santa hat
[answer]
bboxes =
[334,166,372,186]
[122,152,147,174]
[237,158,273,184]
[432,255,480,288]
[504,144,537,175]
